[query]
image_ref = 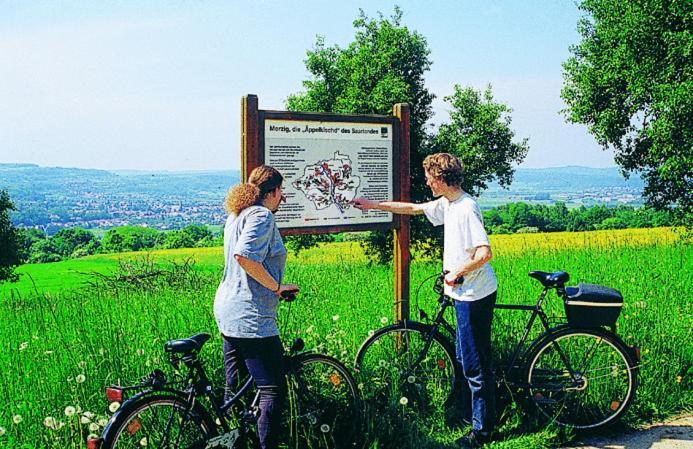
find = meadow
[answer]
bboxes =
[0,228,690,448]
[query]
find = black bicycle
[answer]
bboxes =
[95,295,360,448]
[354,270,640,429]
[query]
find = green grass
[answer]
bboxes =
[0,234,690,448]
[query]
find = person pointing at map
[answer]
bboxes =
[214,165,298,449]
[352,152,498,448]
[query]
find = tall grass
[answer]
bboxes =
[0,229,690,448]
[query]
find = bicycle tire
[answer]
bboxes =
[101,392,217,449]
[525,327,638,429]
[284,353,361,448]
[354,322,458,417]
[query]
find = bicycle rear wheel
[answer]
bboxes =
[284,353,360,448]
[101,392,216,449]
[354,322,457,417]
[526,327,638,429]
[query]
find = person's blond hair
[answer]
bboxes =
[223,165,284,215]
[423,153,464,187]
[224,183,260,215]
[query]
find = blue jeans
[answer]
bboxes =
[454,291,497,434]
[222,335,286,449]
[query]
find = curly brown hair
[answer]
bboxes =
[248,165,283,199]
[224,183,260,215]
[423,153,464,187]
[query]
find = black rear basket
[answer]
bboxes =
[564,283,623,327]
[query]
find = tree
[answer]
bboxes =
[287,8,527,262]
[51,227,100,258]
[561,0,692,226]
[0,190,22,283]
[102,226,160,253]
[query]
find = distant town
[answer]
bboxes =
[1,163,645,234]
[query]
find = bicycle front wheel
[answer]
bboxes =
[284,353,360,448]
[526,327,638,429]
[101,392,216,449]
[354,322,457,416]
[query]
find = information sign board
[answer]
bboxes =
[264,118,394,230]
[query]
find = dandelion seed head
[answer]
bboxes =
[80,416,91,424]
[378,359,386,368]
[75,374,86,384]
[83,411,94,419]
[44,416,58,429]
[109,402,121,413]
[64,406,76,417]
[88,434,99,441]
[140,436,148,446]
[98,418,108,427]
[0,427,5,436]
[89,422,99,432]
[332,315,339,321]
[320,424,330,433]
[407,375,416,384]
[12,415,22,424]
[368,330,375,337]
[399,396,409,406]
[380,316,388,325]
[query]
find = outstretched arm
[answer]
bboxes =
[352,197,425,215]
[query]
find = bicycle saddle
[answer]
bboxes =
[165,333,211,354]
[528,271,569,287]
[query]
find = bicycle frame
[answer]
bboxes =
[421,280,584,389]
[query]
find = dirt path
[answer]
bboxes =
[563,415,692,449]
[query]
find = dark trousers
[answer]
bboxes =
[222,335,286,449]
[454,291,497,434]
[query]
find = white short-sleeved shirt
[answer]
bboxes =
[422,193,497,301]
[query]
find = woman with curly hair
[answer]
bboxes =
[214,165,299,449]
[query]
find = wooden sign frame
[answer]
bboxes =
[241,94,411,321]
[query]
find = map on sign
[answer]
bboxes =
[264,119,393,229]
[292,152,360,213]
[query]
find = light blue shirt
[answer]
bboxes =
[213,205,287,338]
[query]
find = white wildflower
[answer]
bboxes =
[81,416,91,424]
[75,374,86,384]
[368,330,375,337]
[140,436,148,446]
[0,427,5,436]
[320,424,330,433]
[332,315,339,321]
[380,316,388,325]
[407,375,416,384]
[108,402,121,413]
[83,411,95,419]
[44,416,58,429]
[12,415,22,424]
[89,422,99,432]
[399,396,409,406]
[64,406,76,417]
[98,418,108,427]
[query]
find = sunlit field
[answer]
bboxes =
[0,227,690,448]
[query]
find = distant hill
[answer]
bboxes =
[0,164,642,232]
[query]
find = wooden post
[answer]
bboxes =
[241,94,260,182]
[393,103,411,322]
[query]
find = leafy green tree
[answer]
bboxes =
[434,85,529,196]
[28,239,62,263]
[286,7,435,263]
[181,224,212,243]
[102,226,161,253]
[17,228,46,262]
[562,0,692,225]
[51,227,100,257]
[286,8,527,262]
[0,190,22,282]
[161,230,195,249]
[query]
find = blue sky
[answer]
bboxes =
[0,1,616,171]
